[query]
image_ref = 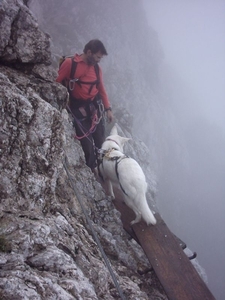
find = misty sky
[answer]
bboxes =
[143,1,225,300]
[143,0,225,131]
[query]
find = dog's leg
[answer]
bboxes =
[108,180,115,198]
[123,196,142,225]
[131,211,142,225]
[103,179,115,198]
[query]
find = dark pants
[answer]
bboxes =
[71,98,105,169]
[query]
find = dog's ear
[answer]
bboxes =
[121,137,131,144]
[119,137,131,150]
[110,124,118,135]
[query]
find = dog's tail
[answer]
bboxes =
[140,196,157,225]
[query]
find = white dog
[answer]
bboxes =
[98,125,157,226]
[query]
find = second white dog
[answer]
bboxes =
[98,125,157,226]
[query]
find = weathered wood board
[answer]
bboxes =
[113,198,215,300]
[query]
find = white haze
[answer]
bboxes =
[144,0,225,130]
[143,1,225,300]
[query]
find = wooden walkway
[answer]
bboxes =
[113,197,216,300]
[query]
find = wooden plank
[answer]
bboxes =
[113,197,215,300]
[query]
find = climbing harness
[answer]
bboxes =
[66,98,104,141]
[59,56,100,94]
[98,148,130,197]
[73,108,99,140]
[63,157,126,300]
[114,155,130,197]
[60,55,103,140]
[68,78,79,92]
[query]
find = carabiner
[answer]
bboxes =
[69,78,78,91]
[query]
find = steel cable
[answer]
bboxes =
[62,157,126,300]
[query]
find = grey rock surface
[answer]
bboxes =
[0,0,167,299]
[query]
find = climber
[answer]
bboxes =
[56,39,114,174]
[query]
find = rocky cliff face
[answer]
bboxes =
[0,1,167,299]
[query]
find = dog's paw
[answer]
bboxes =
[107,187,115,198]
[130,219,138,226]
[108,193,115,199]
[130,214,141,226]
[104,191,114,198]
[105,194,114,199]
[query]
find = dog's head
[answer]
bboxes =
[101,124,130,152]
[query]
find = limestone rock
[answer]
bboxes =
[0,1,167,299]
[0,0,51,64]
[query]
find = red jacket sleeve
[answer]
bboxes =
[98,67,111,109]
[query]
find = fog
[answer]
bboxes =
[28,1,224,298]
[143,1,225,299]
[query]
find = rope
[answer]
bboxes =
[62,157,126,300]
[66,103,103,140]
[73,111,99,140]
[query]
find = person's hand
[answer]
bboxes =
[106,110,114,123]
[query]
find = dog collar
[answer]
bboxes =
[105,138,120,147]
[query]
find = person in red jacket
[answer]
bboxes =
[56,39,113,172]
